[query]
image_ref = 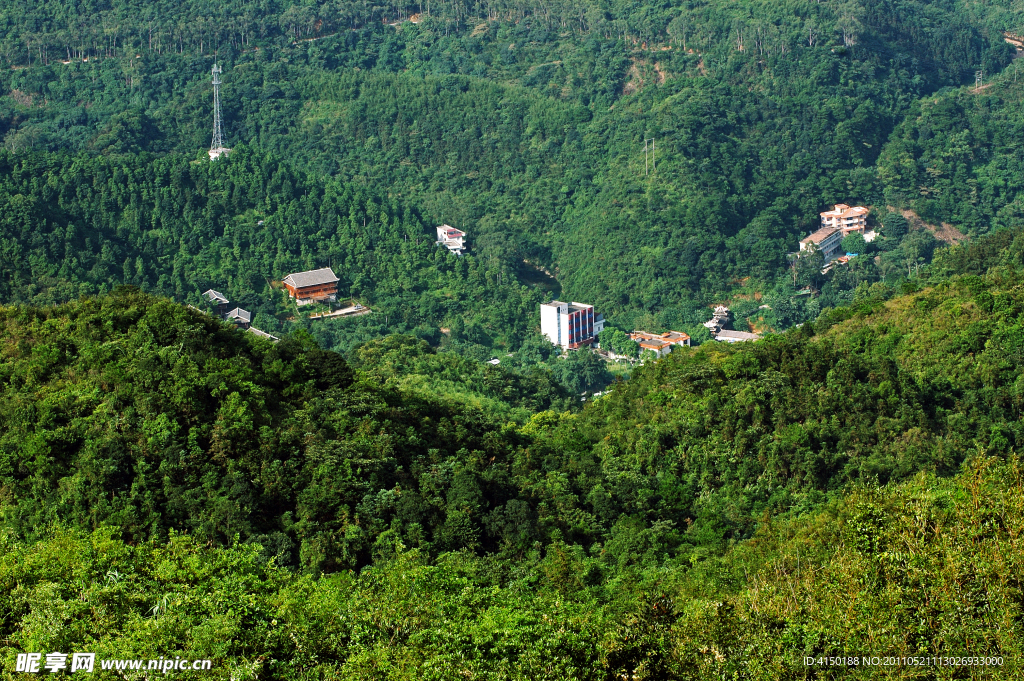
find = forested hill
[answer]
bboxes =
[0,147,552,355]
[2,229,1024,676]
[2,0,1024,335]
[4,228,1024,566]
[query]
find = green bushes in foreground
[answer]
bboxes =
[0,456,1019,680]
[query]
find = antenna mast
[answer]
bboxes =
[644,137,655,175]
[209,64,231,160]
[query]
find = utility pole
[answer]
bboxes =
[644,138,655,175]
[975,68,984,92]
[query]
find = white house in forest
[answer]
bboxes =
[436,225,466,255]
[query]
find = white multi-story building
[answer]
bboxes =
[820,204,869,235]
[436,224,466,255]
[541,300,597,349]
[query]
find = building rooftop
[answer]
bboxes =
[661,331,691,343]
[248,327,279,342]
[637,338,672,350]
[282,268,340,289]
[439,225,465,238]
[203,289,229,304]
[542,300,593,313]
[225,307,251,324]
[821,204,869,218]
[801,226,840,245]
[631,330,691,343]
[716,329,760,342]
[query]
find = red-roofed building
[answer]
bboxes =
[630,330,691,357]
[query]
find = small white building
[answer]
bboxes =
[541,300,597,349]
[436,225,466,255]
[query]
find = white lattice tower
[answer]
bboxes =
[209,64,230,159]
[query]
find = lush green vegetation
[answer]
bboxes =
[2,414,1021,679]
[2,225,1024,676]
[1,0,1023,338]
[0,458,1008,677]
[0,287,557,571]
[878,67,1024,233]
[4,0,1024,676]
[0,148,556,355]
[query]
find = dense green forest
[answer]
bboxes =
[2,459,1019,678]
[4,0,1024,677]
[0,147,552,356]
[1,0,1023,340]
[9,226,1024,566]
[2,226,1024,676]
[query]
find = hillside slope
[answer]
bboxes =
[0,0,1021,327]
[517,253,1024,555]
[0,287,549,570]
[4,229,1024,569]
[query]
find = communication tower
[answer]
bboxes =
[209,64,231,160]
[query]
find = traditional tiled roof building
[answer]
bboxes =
[282,268,340,306]
[225,307,252,329]
[203,289,231,317]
